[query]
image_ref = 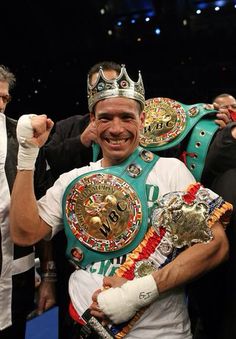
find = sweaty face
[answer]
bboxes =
[0,81,10,113]
[92,97,145,167]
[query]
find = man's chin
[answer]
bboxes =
[110,151,133,165]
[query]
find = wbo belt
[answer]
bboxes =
[63,147,159,269]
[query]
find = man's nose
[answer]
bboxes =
[110,118,125,133]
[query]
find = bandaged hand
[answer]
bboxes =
[17,114,53,170]
[97,274,159,324]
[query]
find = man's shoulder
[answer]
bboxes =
[6,115,17,126]
[5,116,17,137]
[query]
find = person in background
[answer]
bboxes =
[10,63,230,338]
[188,93,236,339]
[0,64,55,339]
[213,93,236,123]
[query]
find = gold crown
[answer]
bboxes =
[87,64,145,112]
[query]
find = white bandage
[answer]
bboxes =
[97,274,159,324]
[16,114,39,170]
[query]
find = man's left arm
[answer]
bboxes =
[92,221,228,324]
[152,220,228,292]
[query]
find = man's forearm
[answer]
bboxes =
[10,170,45,245]
[152,221,228,293]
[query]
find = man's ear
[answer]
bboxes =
[140,111,146,129]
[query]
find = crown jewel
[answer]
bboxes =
[87,64,145,112]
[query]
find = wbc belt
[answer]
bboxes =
[139,97,219,181]
[140,97,217,151]
[63,147,159,269]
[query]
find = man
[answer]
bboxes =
[10,64,230,338]
[213,93,236,124]
[0,64,55,339]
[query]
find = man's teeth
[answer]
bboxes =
[107,139,127,144]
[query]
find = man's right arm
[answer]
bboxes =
[10,170,52,246]
[10,114,54,246]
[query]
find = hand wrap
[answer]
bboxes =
[97,274,159,324]
[16,114,39,170]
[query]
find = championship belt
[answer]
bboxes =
[185,118,219,181]
[107,183,233,338]
[139,98,219,180]
[63,147,159,269]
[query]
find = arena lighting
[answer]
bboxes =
[196,0,227,10]
[214,0,226,6]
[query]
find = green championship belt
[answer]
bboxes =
[185,118,219,181]
[140,97,219,181]
[62,147,159,269]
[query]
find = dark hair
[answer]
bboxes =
[88,61,121,82]
[0,64,16,90]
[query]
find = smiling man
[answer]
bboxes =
[10,63,231,338]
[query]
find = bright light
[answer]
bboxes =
[183,19,188,26]
[214,6,220,11]
[131,19,136,24]
[196,9,201,14]
[100,8,105,15]
[137,37,142,42]
[155,28,161,35]
[117,21,122,27]
[107,30,113,35]
[145,17,150,22]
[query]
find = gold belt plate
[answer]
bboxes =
[65,173,142,252]
[140,97,186,147]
